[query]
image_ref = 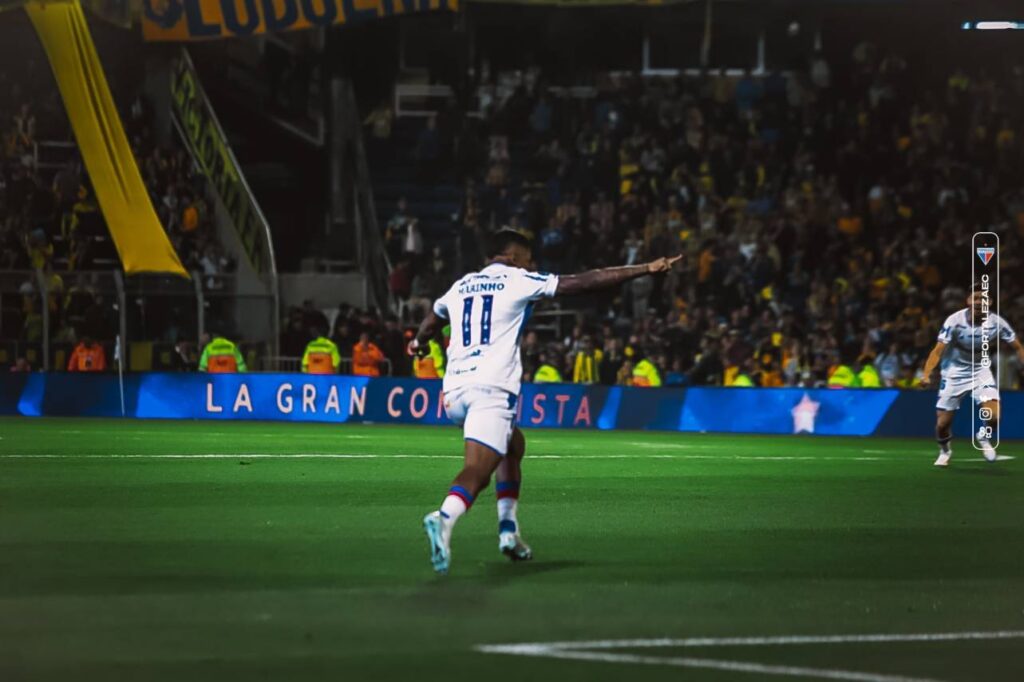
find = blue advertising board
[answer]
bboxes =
[1,373,1021,439]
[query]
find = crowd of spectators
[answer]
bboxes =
[6,37,1024,388]
[375,44,1024,388]
[0,62,235,362]
[279,301,411,377]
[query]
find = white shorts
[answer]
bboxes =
[936,376,999,412]
[443,385,518,456]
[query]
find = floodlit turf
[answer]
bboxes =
[1,417,1022,682]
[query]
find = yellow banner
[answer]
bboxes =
[142,0,457,41]
[27,0,188,277]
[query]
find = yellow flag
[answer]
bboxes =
[27,1,188,277]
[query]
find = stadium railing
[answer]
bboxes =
[0,268,276,372]
[33,140,78,172]
[393,83,483,119]
[261,356,393,376]
[392,83,595,120]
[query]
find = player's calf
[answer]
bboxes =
[934,410,954,467]
[496,427,531,560]
[439,460,493,538]
[496,428,524,533]
[423,441,502,573]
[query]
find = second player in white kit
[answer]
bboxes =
[921,292,1024,466]
[411,229,680,574]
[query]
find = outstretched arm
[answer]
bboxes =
[919,341,946,389]
[556,255,682,297]
[410,310,446,355]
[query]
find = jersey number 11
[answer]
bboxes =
[461,295,494,346]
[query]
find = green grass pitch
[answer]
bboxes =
[1,417,1022,681]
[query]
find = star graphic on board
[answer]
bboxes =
[791,392,820,434]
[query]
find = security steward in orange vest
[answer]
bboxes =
[199,332,247,373]
[302,331,341,374]
[352,332,385,377]
[67,336,107,372]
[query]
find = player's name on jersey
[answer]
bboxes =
[458,281,506,294]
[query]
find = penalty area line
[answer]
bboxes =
[476,630,1024,682]
[502,648,937,682]
[479,629,1024,651]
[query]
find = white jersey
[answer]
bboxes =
[937,308,1016,383]
[433,262,559,396]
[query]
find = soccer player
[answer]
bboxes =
[410,229,680,573]
[920,291,1024,466]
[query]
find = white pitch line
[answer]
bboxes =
[479,629,1024,651]
[527,649,938,682]
[628,441,695,449]
[0,452,1013,463]
[477,630,1024,682]
[0,453,890,461]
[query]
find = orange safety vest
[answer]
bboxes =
[414,356,440,378]
[303,337,340,375]
[352,342,384,377]
[206,354,238,373]
[67,343,106,372]
[306,353,335,374]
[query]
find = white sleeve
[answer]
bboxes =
[513,269,560,301]
[999,316,1017,343]
[936,315,956,344]
[432,288,451,319]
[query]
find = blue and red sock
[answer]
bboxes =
[440,485,474,523]
[495,481,520,500]
[496,481,520,533]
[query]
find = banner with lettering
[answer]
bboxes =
[5,373,1013,438]
[142,0,458,41]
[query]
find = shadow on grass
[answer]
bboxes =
[418,559,586,593]
[482,559,585,580]
[947,466,1012,477]
[409,560,585,612]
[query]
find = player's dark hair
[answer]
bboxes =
[488,229,533,258]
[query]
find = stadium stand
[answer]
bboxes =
[0,22,238,370]
[6,8,1024,679]
[361,45,1024,388]
[1,10,1021,390]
